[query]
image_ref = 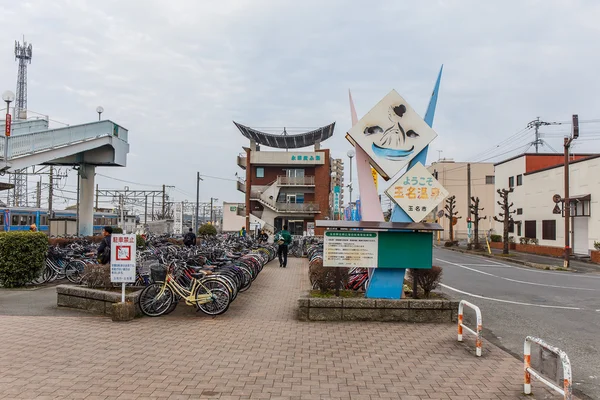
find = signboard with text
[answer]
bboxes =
[173,202,183,235]
[5,114,11,137]
[385,162,449,222]
[110,234,136,283]
[346,90,438,180]
[324,231,378,268]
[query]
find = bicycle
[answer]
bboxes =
[138,261,231,317]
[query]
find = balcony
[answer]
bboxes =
[236,205,246,216]
[276,175,315,186]
[237,180,246,193]
[237,155,247,169]
[275,202,320,213]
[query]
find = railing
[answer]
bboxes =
[276,176,315,186]
[524,336,572,399]
[237,180,246,193]
[458,300,483,357]
[0,120,128,160]
[237,155,247,169]
[275,202,319,212]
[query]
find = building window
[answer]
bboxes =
[485,176,495,185]
[517,174,523,186]
[517,221,522,236]
[517,208,523,215]
[508,220,514,233]
[524,220,536,239]
[508,176,514,188]
[542,220,556,240]
[256,167,264,178]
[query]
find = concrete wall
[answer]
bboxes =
[222,202,246,232]
[429,161,497,240]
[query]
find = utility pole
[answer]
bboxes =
[162,184,166,218]
[119,194,125,233]
[195,172,203,233]
[36,179,41,208]
[144,195,148,224]
[48,166,53,217]
[564,114,579,268]
[210,197,214,225]
[527,117,561,153]
[467,163,472,229]
[95,183,99,210]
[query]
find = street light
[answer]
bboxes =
[346,149,355,204]
[2,90,15,165]
[96,106,104,121]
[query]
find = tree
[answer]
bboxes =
[444,195,461,242]
[469,196,487,250]
[493,188,516,255]
[198,223,217,236]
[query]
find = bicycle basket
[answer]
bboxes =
[150,263,167,282]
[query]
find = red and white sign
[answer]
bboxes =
[5,114,11,137]
[110,234,136,283]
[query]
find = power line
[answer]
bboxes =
[95,173,163,188]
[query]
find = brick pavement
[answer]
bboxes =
[0,258,570,399]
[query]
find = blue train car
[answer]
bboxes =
[0,207,119,235]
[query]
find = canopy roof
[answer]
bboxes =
[233,122,335,149]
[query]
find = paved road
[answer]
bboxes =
[435,248,600,399]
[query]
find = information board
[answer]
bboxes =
[110,234,136,283]
[324,231,378,268]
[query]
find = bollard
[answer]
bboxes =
[457,300,482,357]
[524,336,572,399]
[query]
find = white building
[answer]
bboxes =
[494,153,598,255]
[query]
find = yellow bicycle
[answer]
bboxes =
[139,262,231,317]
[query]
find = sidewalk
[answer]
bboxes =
[0,258,571,399]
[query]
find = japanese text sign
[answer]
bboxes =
[385,162,449,222]
[346,90,438,180]
[110,234,136,283]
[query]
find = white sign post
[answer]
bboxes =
[385,162,449,222]
[110,234,137,302]
[174,202,183,235]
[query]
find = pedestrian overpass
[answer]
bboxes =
[0,119,129,236]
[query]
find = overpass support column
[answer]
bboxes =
[78,164,96,236]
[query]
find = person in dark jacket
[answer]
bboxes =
[183,228,197,247]
[275,225,293,268]
[97,226,113,264]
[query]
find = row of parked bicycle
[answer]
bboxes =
[307,243,368,292]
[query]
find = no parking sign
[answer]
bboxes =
[110,234,136,283]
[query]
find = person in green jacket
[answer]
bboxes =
[275,225,293,268]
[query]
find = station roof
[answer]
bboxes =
[0,182,14,191]
[233,122,335,149]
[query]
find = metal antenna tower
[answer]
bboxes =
[9,37,33,207]
[527,117,561,153]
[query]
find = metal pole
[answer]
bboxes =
[95,183,99,211]
[48,166,53,216]
[76,167,80,236]
[210,197,214,225]
[195,172,200,233]
[151,195,155,221]
[120,194,125,234]
[564,137,571,268]
[467,163,472,244]
[162,184,166,218]
[36,179,41,208]
[3,101,9,166]
[144,195,148,224]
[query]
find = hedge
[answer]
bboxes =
[0,232,49,288]
[198,224,217,236]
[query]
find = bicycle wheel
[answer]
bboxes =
[65,260,86,284]
[139,283,174,317]
[196,287,230,316]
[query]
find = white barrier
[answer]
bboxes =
[524,336,572,399]
[457,300,482,356]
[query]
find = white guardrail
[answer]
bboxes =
[524,336,572,399]
[457,300,483,357]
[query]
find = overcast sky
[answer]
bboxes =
[1,0,600,210]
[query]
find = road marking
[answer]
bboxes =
[461,263,511,268]
[436,258,597,291]
[437,249,600,278]
[439,283,582,310]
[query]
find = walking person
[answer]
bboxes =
[183,228,197,247]
[96,226,113,265]
[275,225,292,268]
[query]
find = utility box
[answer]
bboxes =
[49,218,77,237]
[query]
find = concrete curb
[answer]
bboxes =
[437,246,574,272]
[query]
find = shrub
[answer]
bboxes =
[444,241,454,247]
[112,227,123,234]
[519,237,538,245]
[519,237,528,245]
[198,224,217,236]
[490,234,502,243]
[0,232,49,288]
[408,266,443,298]
[83,263,112,289]
[136,234,145,249]
[594,241,600,251]
[308,257,349,293]
[508,236,515,243]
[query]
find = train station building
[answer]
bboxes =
[233,122,336,236]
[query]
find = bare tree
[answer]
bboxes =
[493,188,516,255]
[444,195,461,243]
[469,196,487,250]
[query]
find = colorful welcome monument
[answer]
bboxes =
[319,66,447,299]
